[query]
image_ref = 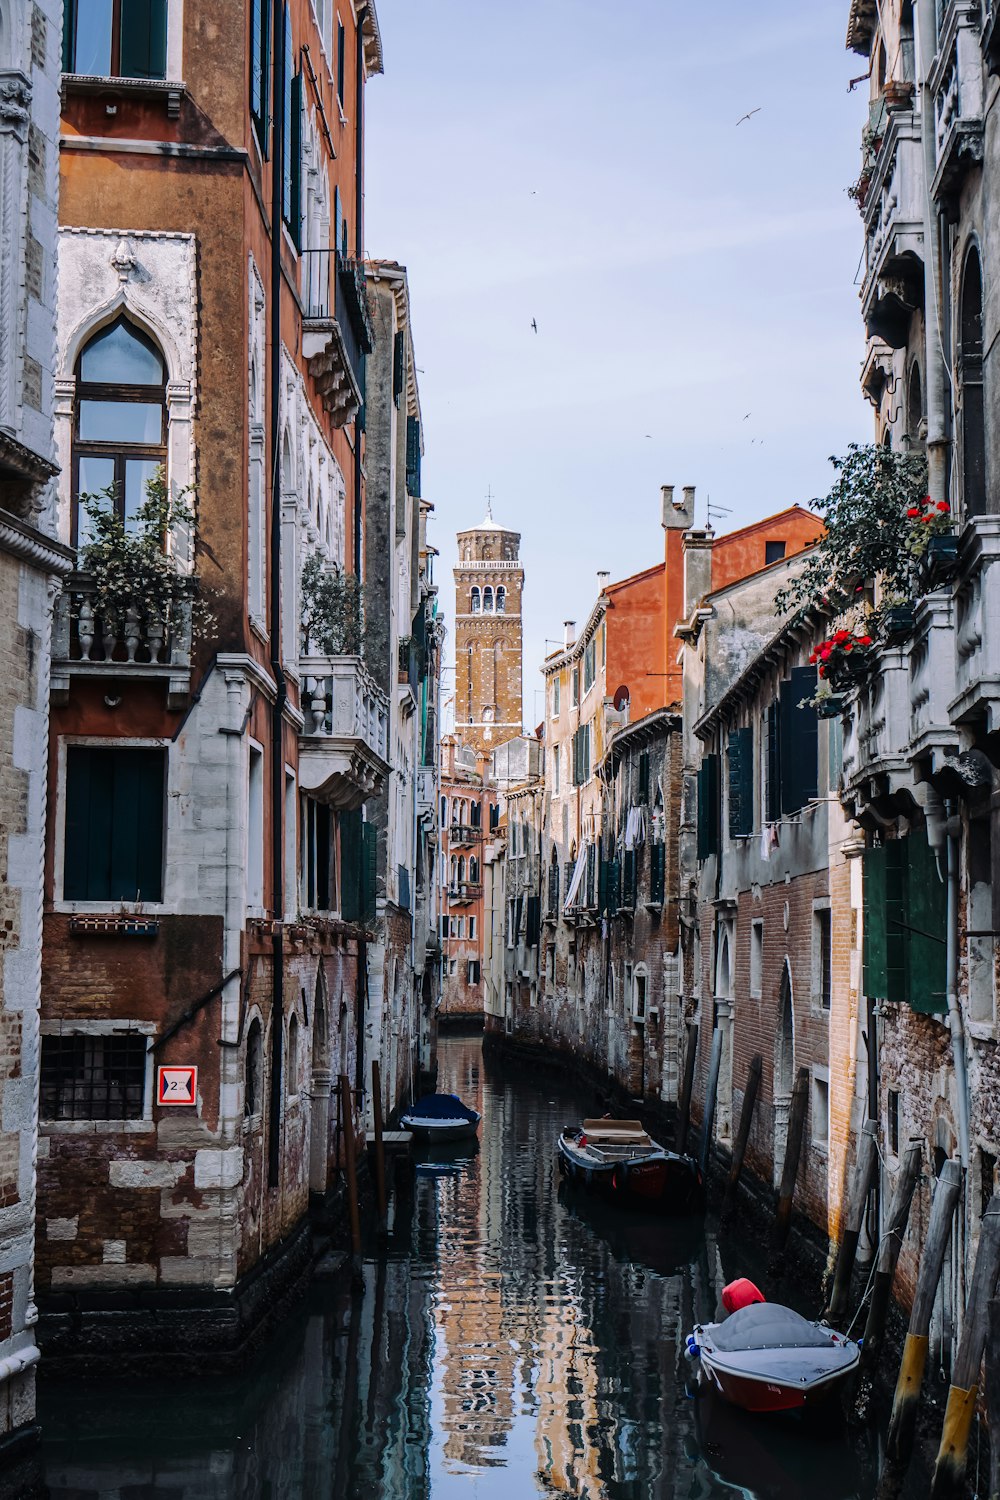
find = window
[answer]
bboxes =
[496,586,506,613]
[248,744,265,909]
[960,245,986,516]
[286,1014,299,1099]
[468,959,481,986]
[440,795,448,826]
[64,746,165,902]
[815,907,832,1010]
[811,1072,830,1149]
[696,753,720,860]
[471,587,481,614]
[468,916,476,940]
[63,0,168,79]
[281,9,303,247]
[634,971,647,1022]
[583,639,596,694]
[336,15,346,103]
[552,676,560,716]
[778,670,819,815]
[571,666,580,708]
[250,0,271,149]
[483,586,494,613]
[245,1018,263,1118]
[968,816,995,1024]
[439,912,449,940]
[449,957,457,976]
[41,1032,148,1121]
[888,1088,900,1156]
[637,751,650,804]
[302,797,335,911]
[72,319,167,547]
[552,743,560,796]
[750,919,763,998]
[765,540,786,566]
[906,361,925,453]
[469,856,480,883]
[727,727,754,838]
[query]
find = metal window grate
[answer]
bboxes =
[41,1033,147,1121]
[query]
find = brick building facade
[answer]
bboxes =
[452,510,523,755]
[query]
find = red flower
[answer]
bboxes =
[809,651,818,664]
[921,514,934,524]
[859,635,872,646]
[937,501,950,513]
[906,507,920,518]
[819,665,827,678]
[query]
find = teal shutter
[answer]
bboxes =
[765,702,781,822]
[622,851,637,909]
[336,18,346,100]
[62,0,77,70]
[289,70,302,246]
[727,726,754,838]
[650,842,666,905]
[406,416,421,497]
[64,747,164,901]
[905,831,947,1013]
[250,0,271,153]
[637,751,650,803]
[697,754,720,860]
[334,188,343,265]
[340,808,361,922]
[863,841,905,1002]
[281,6,293,222]
[779,668,819,814]
[362,821,377,924]
[121,0,167,79]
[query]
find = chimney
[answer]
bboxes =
[563,620,576,649]
[596,570,610,591]
[660,485,674,527]
[662,483,695,533]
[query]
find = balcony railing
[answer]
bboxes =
[298,653,389,811]
[50,573,193,708]
[447,881,481,905]
[300,251,373,428]
[951,518,1000,733]
[930,1,985,204]
[840,647,912,808]
[909,591,959,763]
[448,823,482,847]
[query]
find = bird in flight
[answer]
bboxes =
[736,108,761,125]
[742,412,751,421]
[531,319,538,334]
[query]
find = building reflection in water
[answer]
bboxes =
[40,1037,883,1500]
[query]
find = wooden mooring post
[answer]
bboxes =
[372,1059,388,1239]
[854,1138,922,1413]
[987,1298,999,1500]
[720,1053,761,1223]
[340,1073,364,1286]
[878,1157,962,1493]
[928,1195,1000,1500]
[675,1022,698,1156]
[770,1067,809,1263]
[699,1027,723,1179]
[826,1118,879,1326]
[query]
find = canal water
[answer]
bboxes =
[40,1035,898,1498]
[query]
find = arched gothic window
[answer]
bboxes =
[286,1014,299,1099]
[457,855,466,883]
[469,855,479,882]
[960,245,986,516]
[471,586,481,614]
[483,586,494,613]
[906,361,924,453]
[496,586,506,613]
[245,1018,263,1118]
[73,318,167,546]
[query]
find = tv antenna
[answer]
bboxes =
[706,496,732,529]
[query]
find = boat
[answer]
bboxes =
[687,1301,860,1413]
[400,1093,481,1141]
[557,1118,702,1212]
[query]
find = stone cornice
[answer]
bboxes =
[0,508,74,575]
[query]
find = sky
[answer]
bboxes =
[364,0,873,729]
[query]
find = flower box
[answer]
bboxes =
[920,533,959,586]
[816,694,847,719]
[69,915,159,938]
[884,603,915,642]
[827,651,873,691]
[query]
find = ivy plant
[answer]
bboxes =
[300,553,367,655]
[774,443,929,621]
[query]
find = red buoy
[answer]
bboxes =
[721,1278,765,1314]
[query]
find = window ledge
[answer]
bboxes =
[40,1119,154,1136]
[966,1019,998,1044]
[61,74,185,118]
[54,901,167,917]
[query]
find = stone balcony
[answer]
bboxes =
[300,253,373,428]
[447,881,482,906]
[861,111,925,346]
[50,573,193,709]
[298,654,389,811]
[841,646,912,811]
[930,0,985,207]
[950,518,1000,739]
[909,590,960,767]
[448,823,482,848]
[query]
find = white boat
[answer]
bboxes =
[400,1093,481,1141]
[687,1303,860,1413]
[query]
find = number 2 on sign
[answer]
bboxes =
[157,1066,197,1106]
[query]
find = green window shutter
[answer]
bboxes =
[623,850,637,909]
[281,7,293,223]
[608,858,621,915]
[779,668,818,815]
[727,726,754,838]
[392,331,404,404]
[62,0,77,70]
[340,808,361,922]
[288,70,302,247]
[250,0,262,116]
[863,841,905,1002]
[526,896,540,947]
[406,416,421,497]
[362,821,377,924]
[765,701,781,823]
[904,830,947,1013]
[697,754,720,860]
[336,18,346,99]
[334,187,343,265]
[64,747,164,902]
[598,858,609,915]
[121,0,168,79]
[651,842,666,905]
[637,751,650,804]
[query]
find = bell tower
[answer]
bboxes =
[453,502,524,753]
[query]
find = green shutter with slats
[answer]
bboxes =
[637,751,650,804]
[765,701,781,823]
[863,840,907,1004]
[62,0,77,70]
[340,808,361,922]
[406,416,421,497]
[622,850,637,909]
[779,668,819,814]
[64,747,164,902]
[697,754,720,860]
[362,820,377,925]
[905,830,947,1013]
[289,70,302,247]
[650,842,666,905]
[727,726,754,838]
[121,0,168,79]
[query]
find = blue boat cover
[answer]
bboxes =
[711,1303,833,1352]
[407,1093,479,1123]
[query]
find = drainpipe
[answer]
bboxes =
[945,800,970,1169]
[917,0,949,502]
[352,6,367,581]
[267,0,288,1190]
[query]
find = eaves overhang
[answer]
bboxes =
[847,0,877,55]
[694,607,831,743]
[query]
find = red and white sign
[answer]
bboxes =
[157,1066,197,1107]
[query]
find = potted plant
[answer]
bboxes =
[883,79,915,113]
[881,596,916,643]
[848,172,872,211]
[300,554,367,655]
[905,494,958,584]
[810,629,875,692]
